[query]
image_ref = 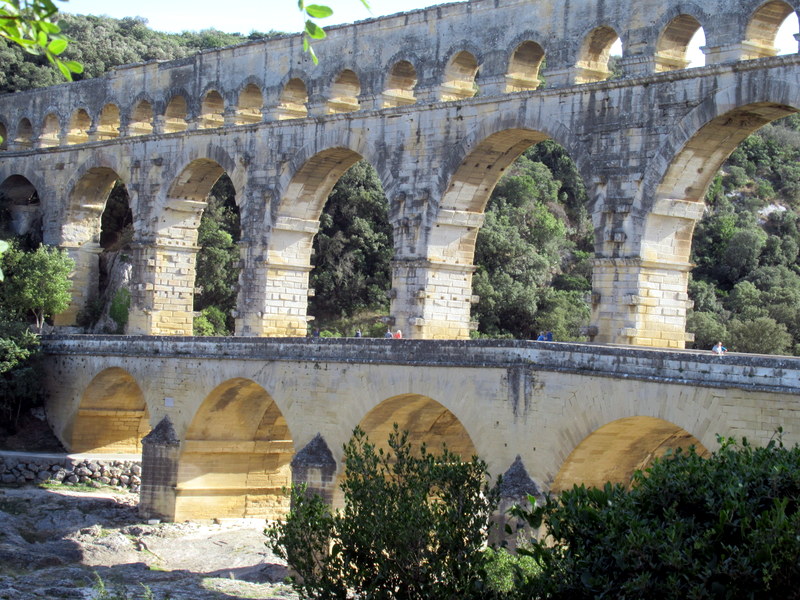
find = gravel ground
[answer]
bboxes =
[0,485,299,600]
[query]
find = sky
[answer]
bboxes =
[57,0,464,35]
[57,0,797,65]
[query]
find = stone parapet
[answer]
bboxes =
[40,335,800,396]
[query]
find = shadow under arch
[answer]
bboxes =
[175,378,294,521]
[551,416,710,493]
[64,367,150,453]
[0,174,42,243]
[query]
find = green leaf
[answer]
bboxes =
[47,37,67,55]
[63,60,83,74]
[304,20,326,39]
[56,58,72,80]
[359,0,370,7]
[39,21,60,34]
[305,4,333,18]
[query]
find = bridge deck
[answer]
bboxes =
[42,335,800,396]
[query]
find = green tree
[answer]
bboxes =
[728,316,792,355]
[309,161,393,324]
[0,319,41,427]
[0,243,74,331]
[471,153,585,339]
[510,434,800,599]
[194,176,240,334]
[267,425,499,599]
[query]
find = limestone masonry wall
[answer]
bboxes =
[2,0,800,346]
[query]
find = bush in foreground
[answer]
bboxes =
[511,433,800,599]
[267,425,500,599]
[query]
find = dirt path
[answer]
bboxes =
[0,485,298,599]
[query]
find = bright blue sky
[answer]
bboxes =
[57,0,464,35]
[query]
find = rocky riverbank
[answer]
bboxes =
[0,485,298,600]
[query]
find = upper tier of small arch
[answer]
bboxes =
[0,0,797,150]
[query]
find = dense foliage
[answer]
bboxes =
[309,161,393,324]
[193,176,240,335]
[0,242,72,431]
[687,115,800,355]
[267,426,500,599]
[471,142,592,340]
[0,242,74,331]
[510,434,800,599]
[0,0,82,82]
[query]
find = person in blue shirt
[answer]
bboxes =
[712,341,727,355]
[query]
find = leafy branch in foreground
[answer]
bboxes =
[0,0,83,79]
[298,0,370,64]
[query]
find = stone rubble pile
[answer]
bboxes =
[0,456,142,492]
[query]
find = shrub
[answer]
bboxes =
[267,425,500,599]
[193,306,229,336]
[108,288,131,333]
[510,433,800,599]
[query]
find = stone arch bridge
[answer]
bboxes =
[2,0,800,346]
[42,335,800,521]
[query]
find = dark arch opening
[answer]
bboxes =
[0,175,42,248]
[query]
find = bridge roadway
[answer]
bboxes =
[41,335,800,521]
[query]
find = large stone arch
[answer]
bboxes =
[597,81,800,349]
[551,416,710,493]
[535,376,732,490]
[131,153,241,336]
[63,367,150,453]
[249,144,367,337]
[174,378,294,521]
[235,132,392,338]
[402,116,582,340]
[56,162,131,326]
[329,393,480,508]
[356,393,478,459]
